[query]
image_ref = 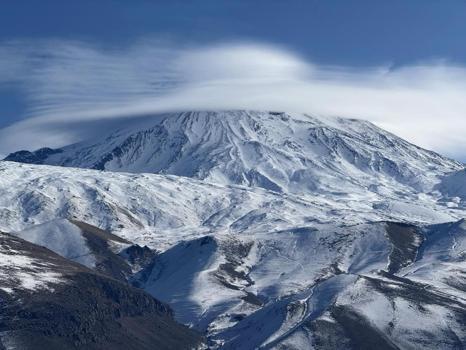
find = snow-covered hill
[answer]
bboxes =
[134,221,466,349]
[0,161,463,250]
[5,111,462,196]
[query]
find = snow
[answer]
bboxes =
[0,235,63,293]
[14,219,96,268]
[139,236,226,327]
[0,160,462,253]
[0,157,463,347]
[388,299,463,349]
[335,277,394,330]
[1,111,464,253]
[138,220,466,348]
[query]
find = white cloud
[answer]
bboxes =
[0,40,466,160]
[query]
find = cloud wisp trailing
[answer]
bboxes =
[1,39,466,159]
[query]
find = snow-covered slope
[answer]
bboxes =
[0,232,64,294]
[0,161,463,250]
[5,111,462,196]
[136,221,466,349]
[15,219,97,268]
[14,219,153,282]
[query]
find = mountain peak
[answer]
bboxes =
[4,110,462,196]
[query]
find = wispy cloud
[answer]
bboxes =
[1,40,466,160]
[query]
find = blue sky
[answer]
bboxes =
[3,1,466,65]
[1,0,466,158]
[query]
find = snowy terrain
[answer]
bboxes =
[0,160,463,250]
[1,110,466,349]
[436,168,466,200]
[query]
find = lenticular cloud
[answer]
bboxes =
[1,39,466,159]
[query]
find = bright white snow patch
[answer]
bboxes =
[15,219,96,268]
[0,242,63,293]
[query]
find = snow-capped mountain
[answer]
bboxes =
[1,110,466,349]
[5,111,462,196]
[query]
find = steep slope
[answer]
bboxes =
[5,110,462,196]
[0,231,202,350]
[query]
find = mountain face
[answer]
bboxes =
[2,110,466,349]
[131,220,466,349]
[0,231,202,350]
[5,111,462,195]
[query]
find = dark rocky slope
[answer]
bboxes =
[0,232,202,350]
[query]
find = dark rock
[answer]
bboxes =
[385,222,424,274]
[4,148,63,164]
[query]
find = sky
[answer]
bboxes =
[1,0,466,159]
